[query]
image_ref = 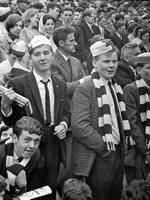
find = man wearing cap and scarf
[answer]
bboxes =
[0,39,29,86]
[123,52,150,184]
[71,40,134,200]
[1,35,70,200]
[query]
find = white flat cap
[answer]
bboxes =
[90,41,113,57]
[136,52,150,64]
[0,7,10,17]
[28,35,52,52]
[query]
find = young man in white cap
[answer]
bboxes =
[123,52,150,184]
[71,40,134,200]
[1,35,70,200]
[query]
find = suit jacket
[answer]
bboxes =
[109,32,129,57]
[71,76,126,176]
[51,50,86,100]
[123,82,146,166]
[114,60,135,88]
[80,20,100,61]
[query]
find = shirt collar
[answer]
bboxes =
[33,70,52,84]
[58,50,69,61]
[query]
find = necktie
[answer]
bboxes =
[67,57,72,81]
[18,157,23,163]
[41,80,51,125]
[108,81,123,137]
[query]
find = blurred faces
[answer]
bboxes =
[30,13,39,29]
[98,17,107,28]
[125,46,141,67]
[10,20,23,36]
[0,127,12,141]
[142,32,150,43]
[117,25,126,35]
[44,18,55,34]
[93,51,118,80]
[138,64,150,86]
[18,2,30,13]
[60,33,77,54]
[13,130,41,159]
[85,14,95,25]
[72,14,81,26]
[48,7,60,20]
[61,10,73,25]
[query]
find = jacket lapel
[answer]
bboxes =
[27,72,44,119]
[55,51,72,81]
[52,76,60,123]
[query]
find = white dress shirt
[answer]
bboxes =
[33,70,55,125]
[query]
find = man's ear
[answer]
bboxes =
[124,55,129,62]
[92,59,97,68]
[136,66,142,75]
[11,134,18,144]
[59,40,64,47]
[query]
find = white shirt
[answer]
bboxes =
[33,70,55,125]
[101,77,120,144]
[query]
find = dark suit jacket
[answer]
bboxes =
[123,82,146,166]
[71,76,126,176]
[80,20,100,61]
[109,32,129,57]
[51,50,86,102]
[114,60,135,88]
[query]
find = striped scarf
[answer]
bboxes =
[5,138,30,196]
[91,70,135,151]
[135,75,150,149]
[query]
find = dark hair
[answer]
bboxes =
[98,15,108,22]
[47,2,61,13]
[114,22,125,30]
[115,14,124,21]
[62,178,92,200]
[5,14,23,32]
[140,28,150,40]
[13,116,43,138]
[127,23,137,34]
[0,125,10,137]
[53,25,75,47]
[31,2,44,10]
[82,10,92,18]
[0,12,10,22]
[62,6,73,13]
[42,14,54,25]
[134,25,142,37]
[75,6,84,13]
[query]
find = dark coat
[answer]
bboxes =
[80,20,100,61]
[114,60,136,88]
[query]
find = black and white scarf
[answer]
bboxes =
[5,138,30,196]
[135,75,150,149]
[91,69,135,151]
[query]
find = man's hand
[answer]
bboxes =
[15,170,27,188]
[53,124,67,139]
[1,87,16,115]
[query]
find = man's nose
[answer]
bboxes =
[29,140,34,148]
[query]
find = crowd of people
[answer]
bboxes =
[0,0,150,199]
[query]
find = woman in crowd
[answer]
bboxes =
[132,25,143,45]
[20,8,39,45]
[139,29,150,53]
[0,14,23,63]
[38,14,57,53]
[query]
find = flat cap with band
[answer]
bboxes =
[136,52,150,64]
[90,41,113,57]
